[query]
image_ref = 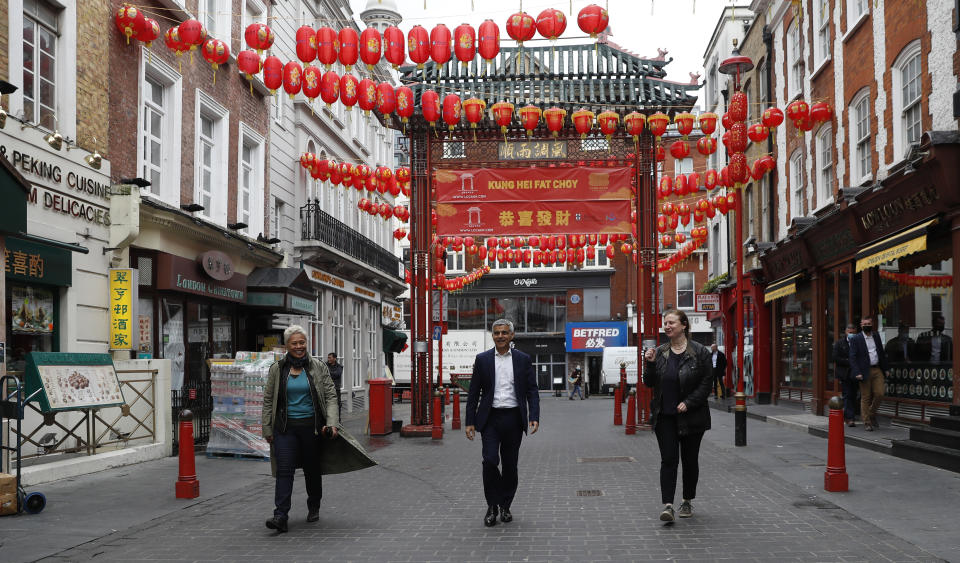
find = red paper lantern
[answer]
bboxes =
[245,23,274,53]
[201,39,229,80]
[422,89,441,127]
[704,169,718,191]
[605,244,616,259]
[360,27,381,70]
[296,26,317,63]
[655,144,666,162]
[282,61,303,98]
[572,109,595,138]
[720,166,730,188]
[316,27,338,69]
[751,159,767,180]
[478,20,500,67]
[577,4,609,38]
[357,78,376,116]
[674,175,689,197]
[462,97,486,129]
[647,112,669,141]
[376,82,396,117]
[762,106,784,130]
[669,140,690,160]
[430,24,452,65]
[163,26,188,58]
[660,234,674,247]
[442,94,462,130]
[661,201,675,216]
[407,25,430,68]
[810,101,833,123]
[747,123,769,143]
[658,176,673,199]
[727,191,738,209]
[340,74,359,110]
[135,18,160,47]
[328,162,342,186]
[536,8,567,40]
[729,91,748,122]
[699,112,718,135]
[518,105,542,137]
[383,26,405,69]
[454,23,476,68]
[396,86,415,123]
[506,12,536,46]
[339,162,354,186]
[713,194,727,214]
[597,111,619,142]
[178,19,206,51]
[491,101,514,134]
[674,112,695,139]
[728,122,748,153]
[759,154,776,173]
[318,69,338,106]
[115,4,145,44]
[697,136,717,156]
[796,116,815,133]
[729,153,749,186]
[544,107,566,137]
[721,112,733,131]
[261,55,283,94]
[338,28,359,71]
[786,99,810,123]
[237,50,261,80]
[299,65,320,101]
[624,112,646,142]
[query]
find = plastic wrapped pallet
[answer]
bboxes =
[206,352,280,459]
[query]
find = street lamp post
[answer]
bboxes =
[718,44,753,447]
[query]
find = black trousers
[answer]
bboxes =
[480,407,523,509]
[713,370,726,398]
[273,419,322,519]
[654,414,704,505]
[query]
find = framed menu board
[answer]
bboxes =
[24,353,125,412]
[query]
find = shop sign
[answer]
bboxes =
[809,227,857,264]
[566,321,629,352]
[138,315,151,354]
[302,264,381,303]
[199,250,234,281]
[109,268,136,351]
[4,236,72,286]
[247,291,284,307]
[156,253,247,303]
[1,133,112,227]
[497,140,567,160]
[857,185,938,233]
[696,293,720,312]
[24,353,125,412]
[382,302,403,327]
[392,330,491,383]
[289,295,315,314]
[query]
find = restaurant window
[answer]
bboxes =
[778,282,814,393]
[6,284,57,375]
[876,229,953,403]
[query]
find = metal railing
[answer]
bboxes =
[171,380,211,455]
[300,202,402,279]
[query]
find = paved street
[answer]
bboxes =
[1,395,958,563]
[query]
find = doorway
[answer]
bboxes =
[822,264,861,409]
[587,355,602,396]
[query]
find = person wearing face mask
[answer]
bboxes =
[848,316,889,431]
[833,324,859,427]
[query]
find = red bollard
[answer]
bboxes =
[451,387,461,430]
[625,389,637,434]
[175,409,199,499]
[824,396,849,492]
[444,386,450,406]
[431,390,443,440]
[613,386,623,425]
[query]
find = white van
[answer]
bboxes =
[601,346,639,394]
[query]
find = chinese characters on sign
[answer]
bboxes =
[4,249,45,279]
[497,141,568,160]
[109,268,135,351]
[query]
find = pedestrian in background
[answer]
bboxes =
[833,324,859,427]
[569,366,584,400]
[848,316,889,431]
[262,325,375,533]
[710,344,727,399]
[465,319,540,527]
[643,309,713,523]
[327,352,344,418]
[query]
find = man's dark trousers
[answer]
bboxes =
[481,407,523,509]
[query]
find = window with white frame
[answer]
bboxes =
[139,54,182,205]
[847,0,869,30]
[366,303,377,372]
[270,195,283,239]
[22,0,58,130]
[331,294,344,367]
[760,176,770,241]
[446,249,465,272]
[893,42,923,160]
[195,91,229,225]
[850,89,871,183]
[787,24,803,98]
[790,151,804,217]
[674,157,693,176]
[707,62,718,108]
[677,272,694,309]
[711,224,720,277]
[242,0,266,33]
[816,125,833,206]
[351,300,362,388]
[744,184,755,238]
[312,290,324,355]
[238,124,265,236]
[198,0,230,42]
[814,0,830,67]
[272,93,284,126]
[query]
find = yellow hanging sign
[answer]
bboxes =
[109,268,135,351]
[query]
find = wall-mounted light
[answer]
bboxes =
[44,130,63,151]
[180,203,205,212]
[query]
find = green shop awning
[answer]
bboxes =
[5,236,73,286]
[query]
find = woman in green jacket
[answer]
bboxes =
[262,324,340,533]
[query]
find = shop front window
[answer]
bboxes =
[7,284,56,375]
[352,301,362,388]
[186,302,209,385]
[211,304,233,359]
[457,297,486,330]
[161,298,185,390]
[526,295,554,332]
[877,237,953,403]
[778,283,814,393]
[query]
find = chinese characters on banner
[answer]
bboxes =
[433,167,633,236]
[109,268,135,351]
[497,140,568,160]
[4,249,44,279]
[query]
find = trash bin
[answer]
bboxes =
[368,379,393,436]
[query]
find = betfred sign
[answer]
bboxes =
[566,322,629,352]
[696,293,720,312]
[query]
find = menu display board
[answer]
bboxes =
[24,353,125,412]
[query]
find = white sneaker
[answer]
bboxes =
[659,504,675,522]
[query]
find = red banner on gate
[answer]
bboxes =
[434,167,634,203]
[435,200,632,236]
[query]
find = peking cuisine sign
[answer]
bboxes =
[434,167,633,236]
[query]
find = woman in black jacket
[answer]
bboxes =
[643,309,713,522]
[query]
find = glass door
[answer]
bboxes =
[823,265,853,408]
